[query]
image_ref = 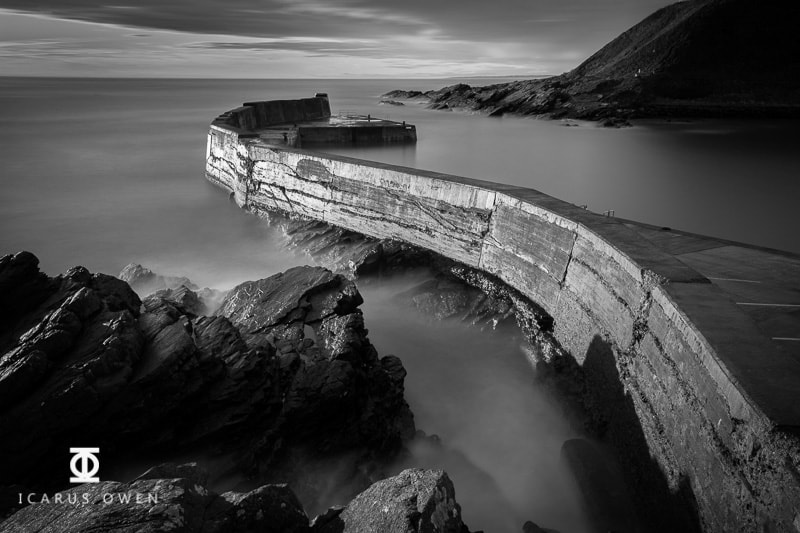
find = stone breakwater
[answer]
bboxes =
[206,107,800,532]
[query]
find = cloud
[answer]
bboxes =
[0,0,431,40]
[0,0,676,77]
[0,0,673,43]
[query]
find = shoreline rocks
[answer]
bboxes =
[0,252,415,518]
[2,463,471,533]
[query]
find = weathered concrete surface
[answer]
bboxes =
[206,121,800,532]
[210,97,416,148]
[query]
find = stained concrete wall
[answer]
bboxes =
[212,97,331,131]
[205,125,800,533]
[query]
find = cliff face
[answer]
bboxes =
[386,0,800,122]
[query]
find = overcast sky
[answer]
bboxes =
[0,0,674,78]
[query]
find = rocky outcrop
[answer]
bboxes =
[313,469,468,533]
[0,252,415,514]
[385,0,800,122]
[1,463,310,533]
[119,263,226,314]
[2,464,474,533]
[119,263,198,295]
[0,251,144,486]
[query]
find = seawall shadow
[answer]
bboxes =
[579,335,703,533]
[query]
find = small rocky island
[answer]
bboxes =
[384,0,800,125]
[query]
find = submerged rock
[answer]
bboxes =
[397,275,516,329]
[522,521,560,533]
[265,212,433,278]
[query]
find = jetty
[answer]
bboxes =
[206,96,800,533]
[210,94,416,148]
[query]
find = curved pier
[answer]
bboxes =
[205,98,800,532]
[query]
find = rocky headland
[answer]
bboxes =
[384,0,800,125]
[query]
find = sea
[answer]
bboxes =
[2,77,799,533]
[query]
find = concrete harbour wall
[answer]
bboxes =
[212,96,332,134]
[205,121,800,532]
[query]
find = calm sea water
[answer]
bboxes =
[1,77,798,283]
[2,77,798,532]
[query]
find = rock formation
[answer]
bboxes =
[385,0,800,123]
[312,469,468,533]
[2,463,471,533]
[1,463,310,533]
[0,251,415,516]
[119,263,227,314]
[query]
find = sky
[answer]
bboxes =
[0,0,675,78]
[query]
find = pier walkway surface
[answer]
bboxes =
[626,220,800,364]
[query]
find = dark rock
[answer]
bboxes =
[397,275,516,329]
[264,212,433,278]
[1,252,415,517]
[265,213,549,338]
[314,469,468,533]
[522,520,560,533]
[0,462,310,533]
[216,265,362,348]
[152,284,205,316]
[601,116,632,128]
[119,263,198,295]
[0,251,56,328]
[380,90,431,101]
[212,267,414,508]
[119,264,227,314]
[311,506,345,530]
[134,462,210,486]
[0,252,144,486]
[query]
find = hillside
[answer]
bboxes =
[385,0,800,123]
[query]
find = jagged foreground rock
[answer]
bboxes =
[0,251,414,515]
[385,0,800,123]
[313,469,467,533]
[1,463,308,533]
[1,464,469,533]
